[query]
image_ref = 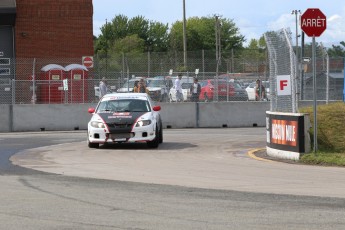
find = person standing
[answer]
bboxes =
[175,74,183,102]
[138,78,149,94]
[99,77,108,99]
[190,77,201,102]
[255,79,266,101]
[133,80,139,92]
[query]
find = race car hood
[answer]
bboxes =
[95,111,149,133]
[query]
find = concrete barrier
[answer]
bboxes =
[198,101,269,128]
[12,104,93,132]
[0,100,332,132]
[0,104,11,132]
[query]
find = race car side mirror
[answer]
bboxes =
[88,107,95,113]
[152,106,161,111]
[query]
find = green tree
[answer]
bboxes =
[112,34,145,53]
[95,15,169,54]
[169,16,245,52]
[327,41,345,57]
[147,21,169,52]
[238,37,267,74]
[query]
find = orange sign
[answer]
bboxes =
[271,119,297,146]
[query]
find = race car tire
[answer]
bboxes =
[158,123,163,144]
[88,136,99,148]
[147,125,159,148]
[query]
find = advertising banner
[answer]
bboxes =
[266,113,306,153]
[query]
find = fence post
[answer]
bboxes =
[10,79,15,132]
[343,56,345,102]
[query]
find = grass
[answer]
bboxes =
[299,102,345,166]
[301,152,345,167]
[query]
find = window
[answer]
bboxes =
[0,68,10,75]
[0,58,10,65]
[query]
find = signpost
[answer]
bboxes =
[300,8,327,152]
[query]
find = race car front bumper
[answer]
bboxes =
[88,124,156,144]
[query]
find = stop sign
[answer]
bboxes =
[301,8,326,37]
[82,56,94,68]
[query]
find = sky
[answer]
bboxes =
[93,0,345,47]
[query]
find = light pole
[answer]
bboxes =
[215,15,221,75]
[291,10,301,100]
[105,18,108,79]
[182,0,187,70]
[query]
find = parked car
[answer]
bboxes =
[168,76,194,102]
[146,77,173,102]
[229,82,248,101]
[245,80,270,101]
[199,79,235,102]
[87,93,163,148]
[117,77,147,93]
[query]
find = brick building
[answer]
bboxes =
[0,0,94,103]
[0,0,93,76]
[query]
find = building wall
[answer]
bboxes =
[15,0,93,60]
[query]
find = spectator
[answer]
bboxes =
[133,80,139,92]
[138,78,149,94]
[174,74,183,102]
[99,77,108,99]
[190,77,201,102]
[255,79,266,101]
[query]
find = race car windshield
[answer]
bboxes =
[97,99,150,113]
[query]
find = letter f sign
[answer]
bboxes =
[280,80,288,90]
[277,75,291,96]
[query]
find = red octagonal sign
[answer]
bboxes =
[301,8,326,37]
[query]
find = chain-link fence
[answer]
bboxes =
[265,28,344,113]
[302,44,344,102]
[0,46,343,105]
[9,76,259,104]
[265,28,297,113]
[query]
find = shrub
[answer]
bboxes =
[299,102,345,153]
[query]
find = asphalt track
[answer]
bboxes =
[11,128,345,198]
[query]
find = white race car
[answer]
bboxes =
[87,93,163,148]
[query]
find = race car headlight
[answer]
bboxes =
[91,121,106,128]
[136,120,152,127]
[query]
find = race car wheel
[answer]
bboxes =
[147,125,159,148]
[88,136,99,148]
[158,123,163,144]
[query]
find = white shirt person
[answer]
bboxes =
[99,77,108,99]
[174,74,183,102]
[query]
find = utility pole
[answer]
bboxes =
[182,0,187,70]
[105,18,108,79]
[215,15,221,102]
[215,15,221,75]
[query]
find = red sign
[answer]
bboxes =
[82,56,93,68]
[301,8,326,37]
